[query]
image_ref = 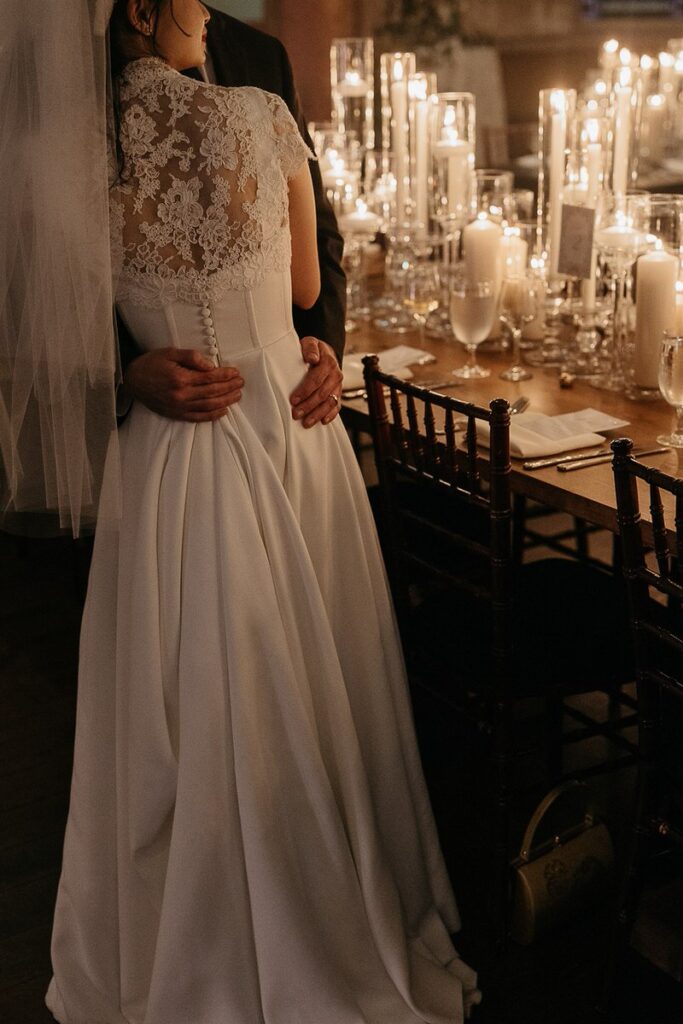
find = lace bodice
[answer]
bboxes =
[110,58,313,308]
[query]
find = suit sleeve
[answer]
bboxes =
[275,42,346,363]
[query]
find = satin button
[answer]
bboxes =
[206,325,216,337]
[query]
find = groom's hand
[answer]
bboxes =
[291,338,343,428]
[123,349,244,422]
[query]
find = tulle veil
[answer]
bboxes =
[0,0,119,537]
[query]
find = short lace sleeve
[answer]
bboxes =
[263,93,316,180]
[109,59,305,307]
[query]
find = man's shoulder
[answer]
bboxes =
[206,7,286,60]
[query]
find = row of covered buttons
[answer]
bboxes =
[201,303,219,363]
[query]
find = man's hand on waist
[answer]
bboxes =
[291,337,344,428]
[123,349,244,422]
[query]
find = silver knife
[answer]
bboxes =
[557,446,670,472]
[524,448,609,471]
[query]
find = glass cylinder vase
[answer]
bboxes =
[537,88,577,277]
[330,38,374,154]
[430,92,476,230]
[380,52,417,226]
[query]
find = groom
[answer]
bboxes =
[120,3,345,429]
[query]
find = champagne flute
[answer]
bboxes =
[403,259,440,347]
[449,269,497,379]
[499,276,537,382]
[657,331,683,447]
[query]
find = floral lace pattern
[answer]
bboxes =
[110,58,314,307]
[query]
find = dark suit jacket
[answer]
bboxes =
[117,10,346,376]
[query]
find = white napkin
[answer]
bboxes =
[476,409,629,459]
[342,345,435,391]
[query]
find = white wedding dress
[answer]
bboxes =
[46,58,479,1024]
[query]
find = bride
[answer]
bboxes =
[19,1,481,1020]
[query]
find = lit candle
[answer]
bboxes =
[582,120,602,313]
[337,70,369,98]
[391,59,408,221]
[659,51,676,96]
[612,84,632,195]
[463,214,503,287]
[600,38,620,72]
[634,249,678,389]
[500,228,528,278]
[548,89,568,275]
[644,94,666,165]
[410,76,432,230]
[338,198,381,236]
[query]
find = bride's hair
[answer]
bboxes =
[109,0,189,77]
[108,0,190,182]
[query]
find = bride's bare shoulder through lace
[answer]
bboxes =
[110,58,314,307]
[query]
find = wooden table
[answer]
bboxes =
[341,322,682,537]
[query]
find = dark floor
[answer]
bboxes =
[1,526,681,1024]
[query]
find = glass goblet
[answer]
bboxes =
[657,331,683,448]
[449,273,497,379]
[403,259,440,347]
[499,276,537,381]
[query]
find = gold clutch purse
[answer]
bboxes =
[510,780,615,945]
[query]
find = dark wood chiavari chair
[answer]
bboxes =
[600,438,683,1010]
[363,356,637,949]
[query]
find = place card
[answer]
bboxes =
[557,204,595,280]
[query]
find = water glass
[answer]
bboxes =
[449,269,497,379]
[657,331,683,447]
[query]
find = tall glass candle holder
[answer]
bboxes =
[330,38,374,153]
[430,93,475,230]
[609,66,644,196]
[380,52,416,225]
[537,88,576,276]
[409,72,437,233]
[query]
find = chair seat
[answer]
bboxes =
[408,558,634,700]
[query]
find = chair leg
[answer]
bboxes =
[545,692,564,781]
[490,696,512,953]
[573,516,589,560]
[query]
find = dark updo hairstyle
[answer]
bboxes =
[108,0,190,78]
[108,1,190,181]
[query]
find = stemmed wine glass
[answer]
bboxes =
[657,331,683,447]
[499,276,538,381]
[403,255,440,347]
[449,267,497,379]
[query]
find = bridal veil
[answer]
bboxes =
[0,0,119,536]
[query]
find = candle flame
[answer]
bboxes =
[586,118,601,144]
[618,66,632,87]
[355,198,368,215]
[604,39,619,55]
[660,52,675,68]
[550,89,567,114]
[619,47,632,66]
[640,54,654,71]
[346,70,361,86]
[648,93,666,108]
[393,58,404,82]
[594,79,608,96]
[409,74,429,101]
[443,106,456,128]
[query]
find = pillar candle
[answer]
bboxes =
[463,215,503,287]
[435,137,472,220]
[391,64,408,221]
[612,86,632,195]
[414,97,430,229]
[500,232,528,278]
[548,96,567,275]
[634,250,677,388]
[582,139,602,313]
